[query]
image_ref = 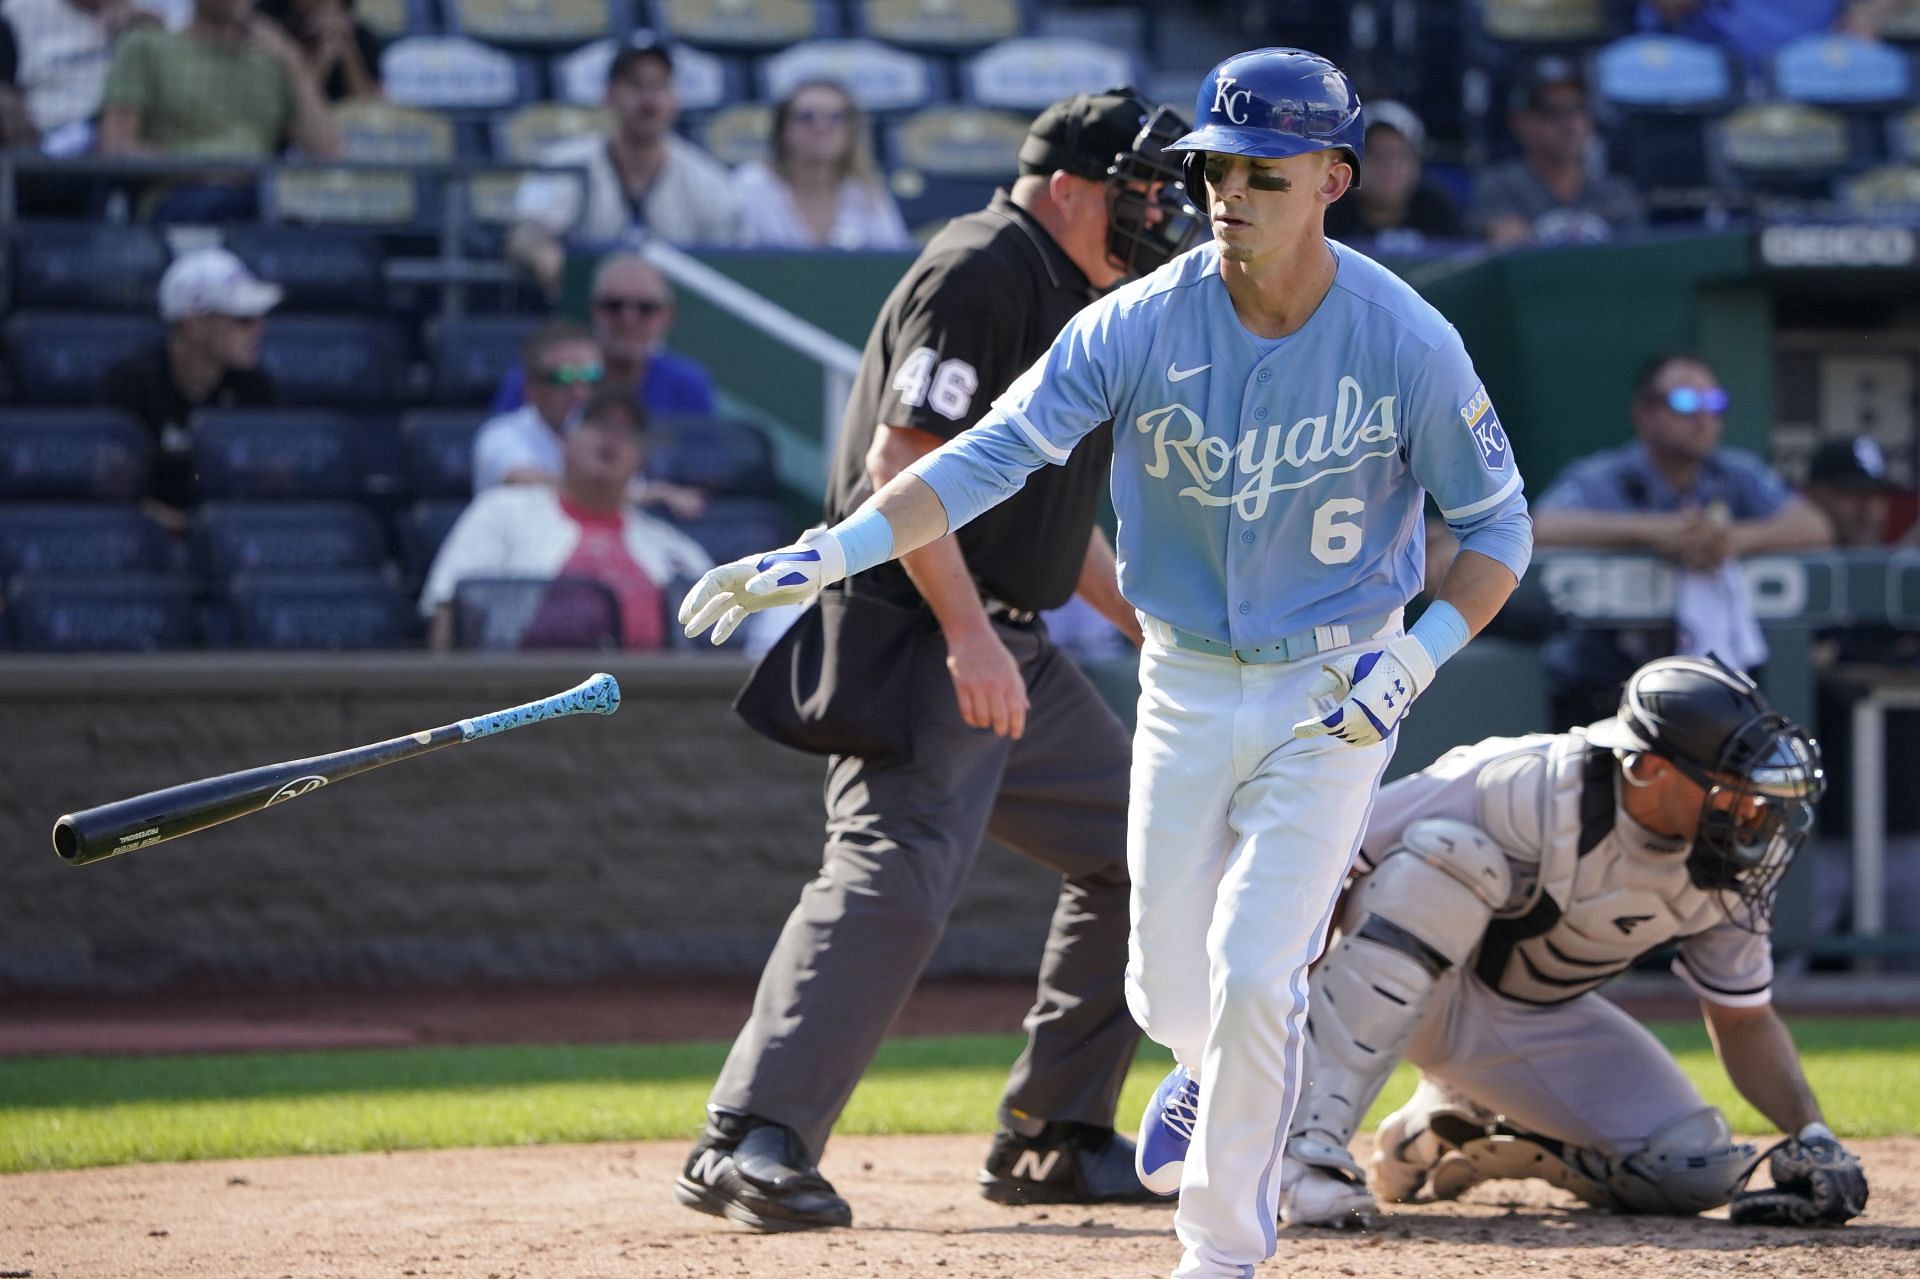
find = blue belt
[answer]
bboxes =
[1140,612,1394,665]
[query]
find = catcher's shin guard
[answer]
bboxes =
[1452,1106,1755,1215]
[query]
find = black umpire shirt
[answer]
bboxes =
[828,190,1111,615]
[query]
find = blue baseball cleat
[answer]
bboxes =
[1136,1064,1200,1196]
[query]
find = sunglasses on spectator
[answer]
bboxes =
[593,296,667,316]
[536,362,604,387]
[1660,387,1729,414]
[792,107,849,127]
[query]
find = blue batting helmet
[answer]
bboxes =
[1165,48,1365,191]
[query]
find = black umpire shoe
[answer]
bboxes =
[979,1122,1164,1206]
[674,1110,853,1232]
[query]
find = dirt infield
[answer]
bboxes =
[6,1134,1918,1279]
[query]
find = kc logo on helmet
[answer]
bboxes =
[1212,76,1254,125]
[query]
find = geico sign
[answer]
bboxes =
[1542,556,1809,620]
[1760,225,1917,269]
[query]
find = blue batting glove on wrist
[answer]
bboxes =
[1291,635,1437,746]
[678,528,848,645]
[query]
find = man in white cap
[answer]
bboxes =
[102,245,283,533]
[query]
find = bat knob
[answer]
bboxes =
[579,672,621,715]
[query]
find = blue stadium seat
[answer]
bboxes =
[657,0,830,51]
[760,38,941,115]
[889,171,1000,235]
[0,408,152,501]
[666,495,796,564]
[400,409,487,498]
[650,416,777,496]
[960,36,1137,112]
[552,38,736,111]
[1773,34,1911,107]
[398,498,471,579]
[1596,35,1736,110]
[0,504,171,575]
[853,0,1022,51]
[226,570,414,649]
[6,572,197,651]
[451,575,623,649]
[259,316,409,407]
[191,409,364,501]
[10,223,169,311]
[5,312,163,405]
[425,314,543,405]
[193,502,389,579]
[219,226,386,312]
[382,35,543,110]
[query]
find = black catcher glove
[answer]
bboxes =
[1729,1124,1868,1227]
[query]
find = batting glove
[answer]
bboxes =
[678,528,847,646]
[1291,636,1437,747]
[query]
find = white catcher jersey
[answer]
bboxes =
[1363,732,1774,1008]
[909,238,1529,646]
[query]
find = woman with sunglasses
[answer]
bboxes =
[730,79,912,251]
[1532,351,1833,730]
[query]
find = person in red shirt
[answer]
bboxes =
[422,389,712,652]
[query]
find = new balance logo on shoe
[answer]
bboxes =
[1008,1148,1062,1183]
[687,1147,728,1185]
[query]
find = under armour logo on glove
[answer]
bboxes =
[1291,636,1438,747]
[679,529,848,645]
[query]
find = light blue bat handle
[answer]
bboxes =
[457,672,621,742]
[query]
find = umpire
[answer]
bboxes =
[675,89,1201,1230]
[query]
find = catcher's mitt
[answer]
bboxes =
[1729,1125,1867,1227]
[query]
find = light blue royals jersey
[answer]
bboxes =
[907,238,1531,647]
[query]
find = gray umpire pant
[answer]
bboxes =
[709,614,1138,1165]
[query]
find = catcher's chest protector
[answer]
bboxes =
[1471,739,1725,1004]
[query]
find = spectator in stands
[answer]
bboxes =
[422,389,713,653]
[1472,58,1645,250]
[1803,435,1898,548]
[0,14,30,146]
[508,33,739,301]
[1532,351,1832,728]
[101,246,282,535]
[255,0,381,102]
[4,0,160,153]
[731,79,912,251]
[473,321,602,493]
[96,0,342,222]
[1324,99,1464,252]
[1637,0,1898,75]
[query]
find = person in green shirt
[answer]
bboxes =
[97,0,339,221]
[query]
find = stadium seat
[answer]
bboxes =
[889,171,1001,235]
[451,575,623,649]
[4,311,162,405]
[1840,164,1920,221]
[1713,101,1855,191]
[382,36,542,110]
[258,315,410,407]
[657,0,827,50]
[666,495,796,564]
[960,36,1137,113]
[425,314,543,405]
[761,39,940,115]
[1479,0,1606,44]
[551,38,734,111]
[191,409,364,501]
[6,572,197,651]
[0,504,171,575]
[10,223,168,311]
[889,105,1028,178]
[854,0,1021,51]
[493,103,609,163]
[193,502,389,579]
[1772,34,1911,107]
[699,102,776,167]
[336,100,458,162]
[0,409,152,501]
[225,570,413,649]
[219,226,386,312]
[265,168,423,229]
[400,409,488,498]
[444,0,626,48]
[1894,105,1920,162]
[650,416,778,496]
[397,498,470,580]
[354,0,426,40]
[1595,35,1735,110]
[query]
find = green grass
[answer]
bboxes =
[1,1019,1914,1173]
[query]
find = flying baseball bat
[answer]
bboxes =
[52,671,621,867]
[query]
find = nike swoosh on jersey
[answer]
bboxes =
[1167,362,1210,382]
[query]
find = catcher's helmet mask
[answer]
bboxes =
[1165,47,1366,208]
[1587,655,1825,930]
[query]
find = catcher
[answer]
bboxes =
[1279,654,1868,1230]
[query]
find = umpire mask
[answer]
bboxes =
[1105,106,1204,277]
[1589,656,1825,931]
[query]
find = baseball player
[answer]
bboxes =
[673,90,1203,1231]
[681,47,1534,1279]
[1280,655,1869,1231]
